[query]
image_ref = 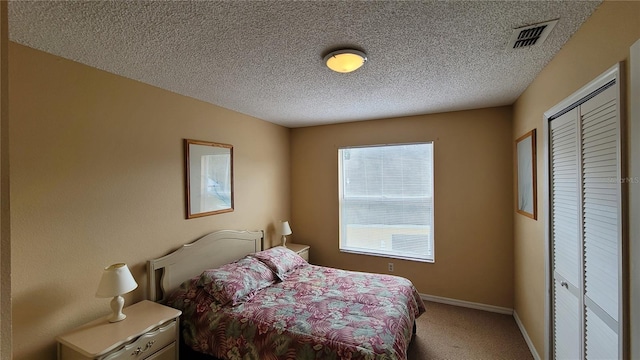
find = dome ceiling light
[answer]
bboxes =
[324,49,367,73]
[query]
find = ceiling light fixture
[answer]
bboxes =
[324,49,367,73]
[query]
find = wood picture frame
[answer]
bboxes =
[185,139,234,219]
[516,129,537,220]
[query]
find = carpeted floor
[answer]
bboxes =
[181,300,534,360]
[407,301,534,360]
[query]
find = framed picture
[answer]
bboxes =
[185,139,234,219]
[516,129,537,220]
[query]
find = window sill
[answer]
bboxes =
[339,248,434,263]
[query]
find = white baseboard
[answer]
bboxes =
[419,293,539,360]
[513,310,541,360]
[419,293,513,315]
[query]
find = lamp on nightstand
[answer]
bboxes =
[96,263,138,322]
[280,220,292,248]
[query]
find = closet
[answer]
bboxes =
[545,64,625,359]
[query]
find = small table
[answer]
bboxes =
[285,243,310,262]
[57,300,182,360]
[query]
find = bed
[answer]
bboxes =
[148,230,426,360]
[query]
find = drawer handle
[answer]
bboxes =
[560,281,568,289]
[131,340,155,356]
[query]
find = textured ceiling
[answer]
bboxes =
[8,1,601,128]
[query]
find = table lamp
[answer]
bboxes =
[280,220,292,248]
[95,263,138,322]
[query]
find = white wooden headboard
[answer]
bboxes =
[147,229,264,302]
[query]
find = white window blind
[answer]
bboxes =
[338,143,434,262]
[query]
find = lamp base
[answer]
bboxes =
[282,235,287,248]
[108,295,126,322]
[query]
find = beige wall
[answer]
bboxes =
[9,43,290,360]
[0,2,10,359]
[290,107,514,308]
[512,1,640,357]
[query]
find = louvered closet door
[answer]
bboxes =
[549,80,622,360]
[550,108,582,360]
[581,85,621,359]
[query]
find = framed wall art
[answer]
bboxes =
[516,129,537,220]
[185,139,234,219]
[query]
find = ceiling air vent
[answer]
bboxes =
[507,19,558,49]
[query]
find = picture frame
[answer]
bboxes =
[516,129,537,220]
[185,139,234,219]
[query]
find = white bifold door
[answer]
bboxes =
[548,66,624,360]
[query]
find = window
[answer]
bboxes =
[338,143,434,262]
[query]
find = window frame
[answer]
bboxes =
[338,142,435,263]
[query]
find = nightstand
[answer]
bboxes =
[57,300,182,360]
[285,243,310,262]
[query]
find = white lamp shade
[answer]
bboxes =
[96,263,138,298]
[280,221,292,236]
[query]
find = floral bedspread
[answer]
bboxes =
[167,264,426,360]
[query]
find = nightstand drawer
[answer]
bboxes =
[298,249,309,262]
[145,342,175,360]
[102,320,176,360]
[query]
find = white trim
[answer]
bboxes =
[542,85,552,360]
[514,310,541,360]
[630,38,640,360]
[420,293,513,315]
